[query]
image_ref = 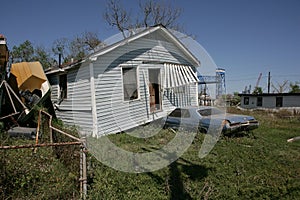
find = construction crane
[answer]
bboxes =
[255,73,262,88]
[251,73,263,94]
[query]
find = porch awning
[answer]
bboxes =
[163,63,199,88]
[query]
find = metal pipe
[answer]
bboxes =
[50,126,81,142]
[0,141,82,150]
[0,112,19,120]
[80,144,87,200]
[4,83,17,113]
[81,138,87,199]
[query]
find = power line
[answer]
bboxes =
[227,74,300,82]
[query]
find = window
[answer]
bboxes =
[122,67,139,100]
[257,97,262,106]
[244,97,249,105]
[276,97,283,107]
[59,74,67,100]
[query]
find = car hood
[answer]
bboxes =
[224,114,256,124]
[200,114,256,124]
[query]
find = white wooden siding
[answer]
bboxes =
[93,37,198,136]
[48,75,59,103]
[54,64,94,134]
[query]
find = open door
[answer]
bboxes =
[149,69,161,112]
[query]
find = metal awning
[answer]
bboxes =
[163,63,199,88]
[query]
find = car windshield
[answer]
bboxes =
[169,109,191,118]
[197,108,224,116]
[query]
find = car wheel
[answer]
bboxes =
[198,127,207,133]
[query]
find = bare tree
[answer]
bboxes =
[52,32,101,64]
[81,31,102,51]
[104,0,183,38]
[69,31,102,60]
[271,80,289,93]
[104,0,131,38]
[52,38,69,63]
[140,0,182,29]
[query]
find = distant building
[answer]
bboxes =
[238,93,300,109]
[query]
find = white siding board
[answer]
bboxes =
[92,36,198,136]
[48,75,59,103]
[53,64,94,134]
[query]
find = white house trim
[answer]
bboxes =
[89,62,98,137]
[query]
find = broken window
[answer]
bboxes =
[122,67,139,101]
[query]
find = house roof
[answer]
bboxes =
[45,59,84,75]
[46,25,200,75]
[89,25,200,66]
[238,93,300,97]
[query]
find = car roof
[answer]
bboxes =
[176,106,215,110]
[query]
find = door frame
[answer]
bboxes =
[148,68,162,112]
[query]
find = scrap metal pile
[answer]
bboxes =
[0,34,54,131]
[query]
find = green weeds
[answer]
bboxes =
[1,108,300,199]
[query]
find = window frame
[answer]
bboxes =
[244,97,249,105]
[121,66,140,101]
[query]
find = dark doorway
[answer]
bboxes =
[149,69,161,112]
[276,96,283,107]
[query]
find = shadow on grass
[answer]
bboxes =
[143,147,209,200]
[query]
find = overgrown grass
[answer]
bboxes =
[87,108,300,199]
[0,119,81,199]
[1,108,300,199]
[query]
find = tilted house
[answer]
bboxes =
[46,25,200,137]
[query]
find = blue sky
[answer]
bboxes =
[1,0,299,94]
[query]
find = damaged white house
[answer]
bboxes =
[46,25,200,137]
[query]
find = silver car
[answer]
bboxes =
[163,106,259,134]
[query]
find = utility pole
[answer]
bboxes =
[267,72,271,94]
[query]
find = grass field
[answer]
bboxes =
[87,108,300,199]
[1,108,300,199]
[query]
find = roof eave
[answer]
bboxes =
[89,25,200,67]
